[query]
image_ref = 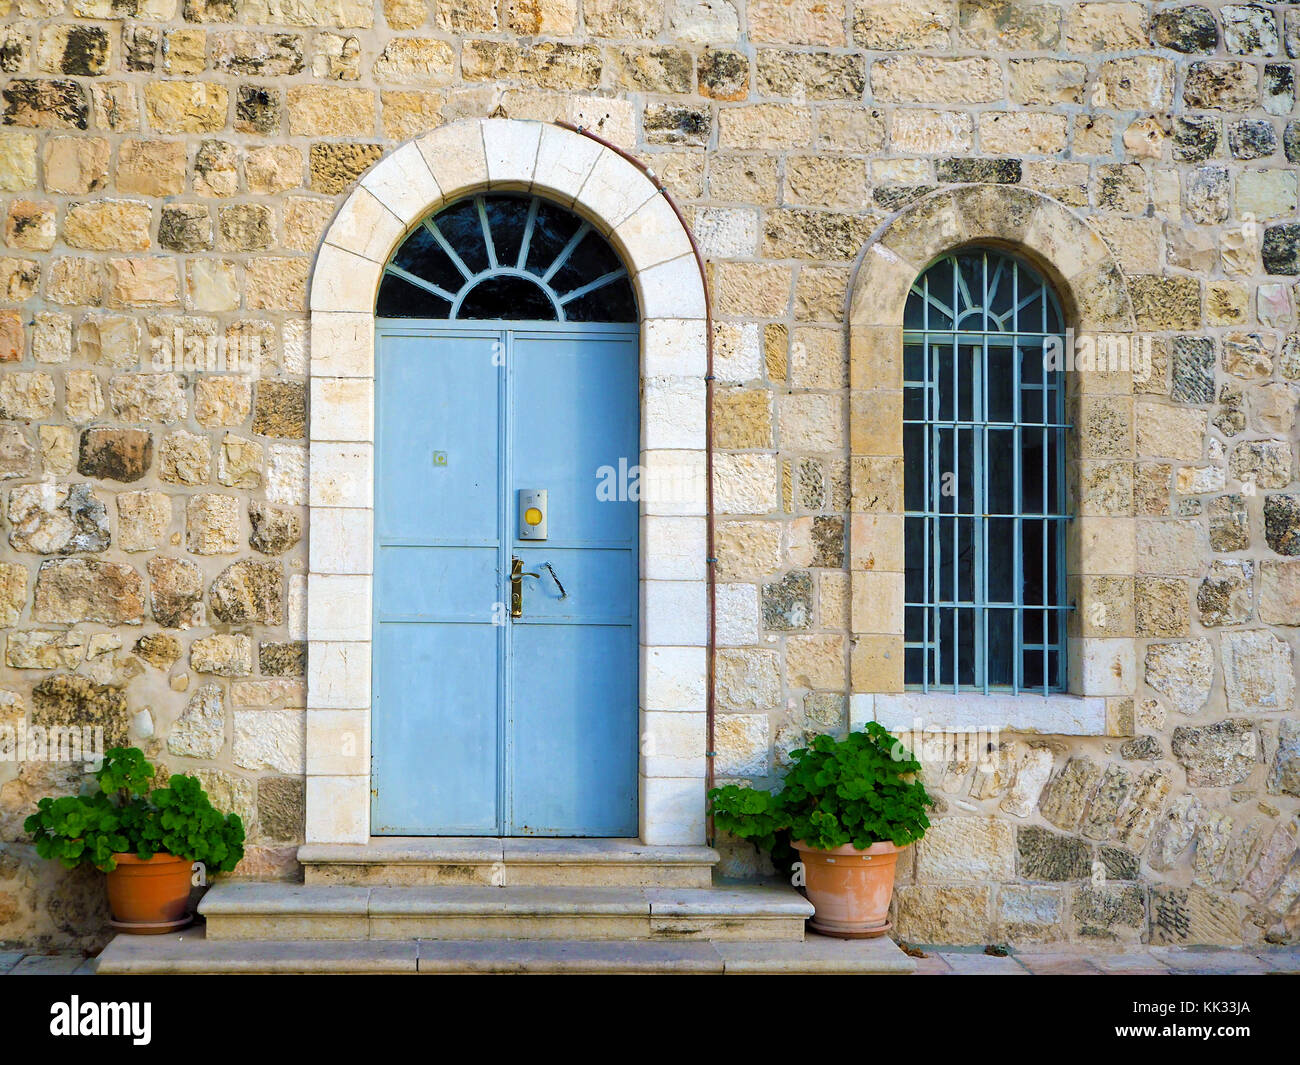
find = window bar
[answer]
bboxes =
[382,263,457,304]
[932,341,944,691]
[920,270,928,693]
[1054,366,1069,691]
[979,335,989,695]
[968,273,978,693]
[951,265,960,693]
[921,330,931,694]
[516,196,540,271]
[932,266,942,692]
[476,195,498,270]
[928,339,940,693]
[557,267,629,306]
[541,221,592,284]
[972,249,985,693]
[1011,263,1021,695]
[1012,338,1023,696]
[1044,270,1056,679]
[1042,345,1049,696]
[422,217,474,281]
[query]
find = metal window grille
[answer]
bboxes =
[377,193,637,322]
[902,249,1071,694]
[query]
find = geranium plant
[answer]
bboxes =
[24,746,245,874]
[709,722,935,855]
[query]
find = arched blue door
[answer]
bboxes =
[370,195,640,837]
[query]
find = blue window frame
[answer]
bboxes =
[376,193,637,323]
[902,248,1071,694]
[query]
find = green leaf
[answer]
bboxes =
[708,724,935,861]
[21,747,245,873]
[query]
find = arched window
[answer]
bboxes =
[902,248,1069,694]
[376,193,638,322]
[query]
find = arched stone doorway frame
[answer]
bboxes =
[303,118,710,844]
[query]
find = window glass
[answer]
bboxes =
[902,249,1070,694]
[378,194,636,322]
[376,273,452,318]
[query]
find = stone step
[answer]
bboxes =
[297,838,719,888]
[198,882,813,942]
[94,927,916,974]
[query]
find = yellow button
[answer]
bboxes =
[524,507,543,526]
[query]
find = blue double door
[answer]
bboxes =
[372,323,640,836]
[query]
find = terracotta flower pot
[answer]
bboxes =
[792,839,904,939]
[105,853,194,934]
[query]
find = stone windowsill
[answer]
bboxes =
[851,692,1108,737]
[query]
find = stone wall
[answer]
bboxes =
[0,0,1297,949]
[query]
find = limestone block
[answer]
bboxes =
[116,490,171,552]
[917,817,1016,881]
[232,708,304,774]
[1221,629,1295,713]
[1172,719,1259,786]
[0,372,56,420]
[191,633,253,677]
[33,558,145,625]
[186,493,241,555]
[6,630,86,670]
[32,672,129,748]
[211,559,285,625]
[895,885,991,945]
[713,713,770,777]
[160,430,212,486]
[42,136,109,195]
[148,555,205,628]
[168,683,225,759]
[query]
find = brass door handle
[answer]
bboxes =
[511,557,540,618]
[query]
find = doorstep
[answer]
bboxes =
[196,881,813,942]
[297,837,720,887]
[93,925,917,975]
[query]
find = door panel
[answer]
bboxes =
[372,622,499,834]
[506,546,632,624]
[511,334,640,544]
[509,332,639,835]
[376,546,498,621]
[372,330,503,834]
[374,332,500,544]
[372,324,639,837]
[509,624,638,835]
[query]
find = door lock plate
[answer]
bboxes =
[518,489,547,540]
[511,556,540,618]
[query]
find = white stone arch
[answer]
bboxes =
[302,118,710,846]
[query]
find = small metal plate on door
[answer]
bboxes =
[518,489,547,540]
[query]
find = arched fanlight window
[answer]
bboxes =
[376,193,638,322]
[902,248,1070,694]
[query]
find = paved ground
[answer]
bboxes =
[904,944,1300,975]
[0,951,94,975]
[3,944,1299,975]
